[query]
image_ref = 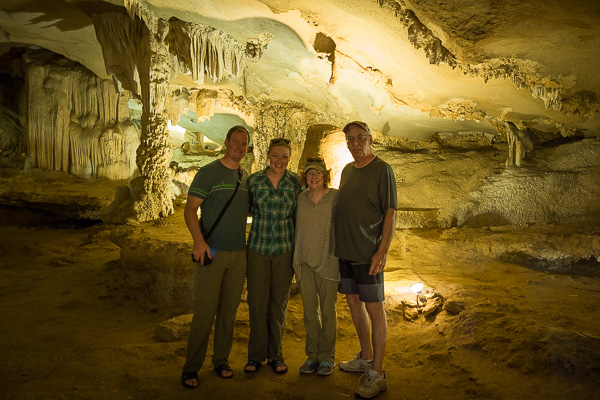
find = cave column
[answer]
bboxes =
[501,121,533,167]
[134,19,174,221]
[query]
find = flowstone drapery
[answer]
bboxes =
[24,51,136,180]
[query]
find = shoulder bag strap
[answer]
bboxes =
[202,167,243,240]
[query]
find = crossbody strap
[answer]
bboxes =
[202,167,243,241]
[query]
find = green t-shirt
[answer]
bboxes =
[188,159,249,251]
[334,156,397,263]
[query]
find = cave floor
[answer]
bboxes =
[1,217,599,400]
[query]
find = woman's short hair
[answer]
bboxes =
[301,157,331,188]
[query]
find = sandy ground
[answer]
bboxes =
[1,218,600,400]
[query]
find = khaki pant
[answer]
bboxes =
[182,250,247,373]
[297,263,338,362]
[246,248,294,362]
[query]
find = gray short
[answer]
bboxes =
[338,258,384,303]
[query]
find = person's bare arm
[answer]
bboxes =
[369,208,396,275]
[184,196,211,264]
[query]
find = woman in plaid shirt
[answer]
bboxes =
[244,138,301,375]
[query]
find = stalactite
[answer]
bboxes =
[166,20,248,84]
[165,87,192,123]
[92,12,147,96]
[530,85,564,111]
[193,88,217,121]
[377,0,457,67]
[375,0,598,119]
[465,58,578,114]
[124,0,158,36]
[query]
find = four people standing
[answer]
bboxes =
[181,122,396,399]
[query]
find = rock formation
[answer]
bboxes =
[0,0,598,226]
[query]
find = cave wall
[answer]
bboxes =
[24,51,139,181]
[251,101,340,173]
[1,48,599,230]
[380,135,600,228]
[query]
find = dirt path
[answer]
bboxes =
[1,224,599,399]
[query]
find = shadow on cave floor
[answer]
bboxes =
[0,213,599,400]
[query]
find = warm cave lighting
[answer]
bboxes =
[320,131,354,188]
[410,282,424,305]
[168,120,187,144]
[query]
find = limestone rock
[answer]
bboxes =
[155,314,193,342]
[444,300,466,315]
[432,99,487,123]
[422,297,443,316]
[0,106,25,157]
[433,131,499,149]
[403,306,419,321]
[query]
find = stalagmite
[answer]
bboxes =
[93,11,173,221]
[134,18,174,222]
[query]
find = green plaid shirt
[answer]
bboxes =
[247,168,301,255]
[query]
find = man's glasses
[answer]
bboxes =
[346,134,370,143]
[305,157,324,162]
[270,138,291,145]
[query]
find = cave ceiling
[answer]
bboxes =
[1,0,599,140]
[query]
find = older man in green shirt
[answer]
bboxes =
[335,121,397,399]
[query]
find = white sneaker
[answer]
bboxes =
[356,369,387,399]
[338,353,373,373]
